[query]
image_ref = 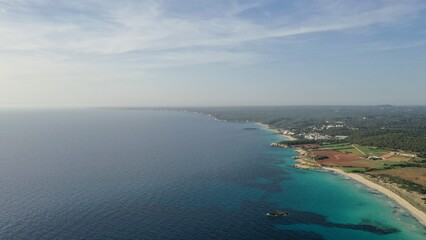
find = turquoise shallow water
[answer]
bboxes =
[0,109,424,239]
[262,129,425,239]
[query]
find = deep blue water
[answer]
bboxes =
[0,109,424,239]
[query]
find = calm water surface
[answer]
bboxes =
[0,109,424,239]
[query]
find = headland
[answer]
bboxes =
[263,123,426,227]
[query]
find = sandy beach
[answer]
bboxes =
[255,122,298,141]
[256,122,278,132]
[323,167,426,227]
[256,121,426,226]
[280,134,298,141]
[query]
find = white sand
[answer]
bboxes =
[323,167,426,227]
[255,122,297,140]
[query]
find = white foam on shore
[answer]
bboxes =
[323,167,426,227]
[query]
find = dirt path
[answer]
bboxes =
[352,144,366,155]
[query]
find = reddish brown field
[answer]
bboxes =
[369,168,426,187]
[312,150,371,168]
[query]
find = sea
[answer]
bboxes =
[0,109,424,240]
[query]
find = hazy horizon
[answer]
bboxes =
[1,0,425,106]
[2,104,426,109]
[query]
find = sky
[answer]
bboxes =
[0,0,425,107]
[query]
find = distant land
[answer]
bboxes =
[188,105,426,154]
[178,105,426,225]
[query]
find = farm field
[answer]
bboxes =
[340,148,365,157]
[311,150,414,170]
[385,155,414,162]
[368,168,426,187]
[320,143,353,150]
[355,145,389,156]
[312,150,371,168]
[320,143,391,157]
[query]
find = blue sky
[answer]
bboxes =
[0,0,425,106]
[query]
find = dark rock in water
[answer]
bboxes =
[266,211,289,217]
[244,127,258,130]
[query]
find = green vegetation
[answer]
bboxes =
[321,143,352,150]
[320,143,391,158]
[340,167,368,173]
[278,139,318,146]
[342,148,366,157]
[370,165,393,171]
[374,174,426,195]
[189,105,426,154]
[355,145,389,156]
[314,155,329,160]
[348,131,426,153]
[186,106,426,189]
[380,162,426,168]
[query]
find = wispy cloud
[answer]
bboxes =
[0,0,424,59]
[0,0,425,106]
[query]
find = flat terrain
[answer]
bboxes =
[356,145,389,156]
[298,144,321,149]
[312,150,371,168]
[320,143,353,150]
[384,155,413,162]
[369,168,426,187]
[321,143,391,157]
[311,148,415,170]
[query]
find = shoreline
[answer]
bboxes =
[323,167,426,227]
[255,122,298,141]
[255,120,426,227]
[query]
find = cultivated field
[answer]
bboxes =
[356,145,389,156]
[311,150,371,168]
[321,143,390,157]
[369,168,426,187]
[321,143,353,150]
[311,150,413,170]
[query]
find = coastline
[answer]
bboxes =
[255,122,298,141]
[255,122,278,133]
[255,120,426,227]
[323,167,426,227]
